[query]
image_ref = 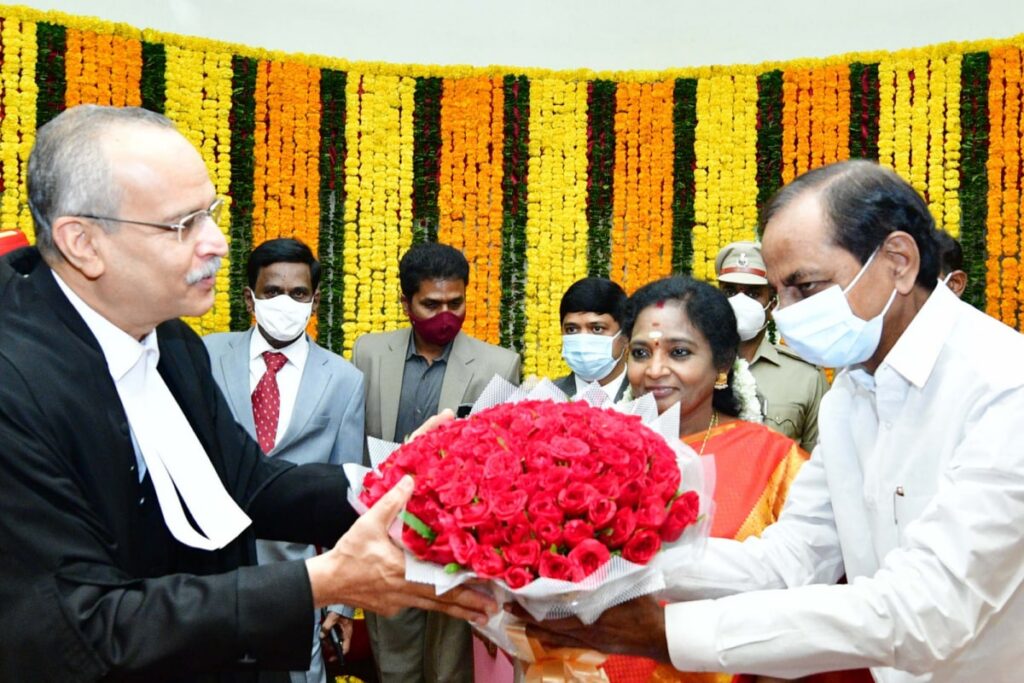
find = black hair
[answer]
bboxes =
[559,277,628,324]
[761,160,940,291]
[934,230,964,276]
[247,238,321,290]
[398,242,470,298]
[622,276,742,418]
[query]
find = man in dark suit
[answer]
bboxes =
[205,238,366,683]
[0,105,491,683]
[352,242,520,683]
[553,277,630,402]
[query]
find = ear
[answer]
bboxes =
[50,216,105,279]
[243,287,255,317]
[881,231,919,295]
[948,270,968,298]
[311,288,321,315]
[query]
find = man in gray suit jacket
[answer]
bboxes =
[554,277,630,402]
[352,242,520,683]
[205,238,365,683]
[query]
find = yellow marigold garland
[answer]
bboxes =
[943,54,963,238]
[0,16,37,242]
[340,72,415,356]
[164,45,233,335]
[523,78,588,378]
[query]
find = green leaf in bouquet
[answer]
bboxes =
[400,511,437,541]
[444,562,462,574]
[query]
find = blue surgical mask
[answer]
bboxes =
[772,248,897,368]
[561,332,623,382]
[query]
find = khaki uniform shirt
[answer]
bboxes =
[748,335,829,452]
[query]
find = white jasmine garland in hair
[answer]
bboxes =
[732,358,763,423]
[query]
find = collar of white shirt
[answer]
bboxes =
[249,328,310,372]
[574,365,627,401]
[845,283,959,392]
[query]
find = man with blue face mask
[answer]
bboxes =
[205,238,366,683]
[518,160,1024,683]
[554,277,629,402]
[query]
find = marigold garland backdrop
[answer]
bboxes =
[1,5,1021,378]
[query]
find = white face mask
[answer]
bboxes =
[728,293,768,341]
[772,248,897,368]
[940,272,953,286]
[561,332,622,382]
[252,294,313,343]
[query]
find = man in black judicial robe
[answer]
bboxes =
[0,105,491,683]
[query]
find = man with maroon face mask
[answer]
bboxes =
[351,241,521,683]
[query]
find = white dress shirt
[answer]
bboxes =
[574,365,627,402]
[662,283,1024,682]
[248,330,309,452]
[53,272,250,550]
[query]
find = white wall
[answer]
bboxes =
[17,0,1024,71]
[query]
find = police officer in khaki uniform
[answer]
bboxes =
[715,240,829,452]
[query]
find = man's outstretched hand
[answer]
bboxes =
[509,595,671,663]
[307,475,496,624]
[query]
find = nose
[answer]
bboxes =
[195,214,227,257]
[645,350,669,378]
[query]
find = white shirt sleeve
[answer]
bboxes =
[664,387,1024,679]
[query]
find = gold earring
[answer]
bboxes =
[714,371,729,390]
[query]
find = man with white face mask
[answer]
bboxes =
[554,277,630,402]
[519,160,1024,683]
[716,241,828,451]
[205,238,366,683]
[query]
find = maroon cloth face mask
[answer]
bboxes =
[410,310,465,346]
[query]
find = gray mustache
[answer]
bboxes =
[185,257,222,285]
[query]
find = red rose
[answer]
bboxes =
[505,512,534,544]
[649,457,682,496]
[448,528,478,564]
[622,529,662,564]
[484,452,520,479]
[660,490,700,542]
[549,435,590,460]
[605,507,637,548]
[617,479,645,508]
[588,498,617,528]
[570,456,604,480]
[562,519,595,548]
[569,538,611,578]
[557,482,599,514]
[504,565,535,589]
[540,466,572,492]
[538,551,583,582]
[476,521,509,546]
[532,518,563,546]
[421,532,456,565]
[636,500,668,529]
[402,525,432,557]
[591,475,621,499]
[470,546,507,578]
[491,489,529,520]
[504,539,542,567]
[528,493,564,521]
[453,500,491,528]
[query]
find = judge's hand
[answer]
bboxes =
[307,475,496,624]
[510,595,671,663]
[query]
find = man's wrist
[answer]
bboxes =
[306,552,340,608]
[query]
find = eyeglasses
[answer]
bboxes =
[76,198,225,243]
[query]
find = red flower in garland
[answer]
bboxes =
[359,399,700,586]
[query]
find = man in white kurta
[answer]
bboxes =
[522,160,1024,682]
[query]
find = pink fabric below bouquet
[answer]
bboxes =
[358,399,702,589]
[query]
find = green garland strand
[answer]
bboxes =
[33,22,65,128]
[671,78,698,273]
[848,63,881,160]
[755,70,783,213]
[227,55,257,331]
[959,51,990,311]
[412,76,442,244]
[317,68,348,352]
[140,42,166,114]
[500,74,529,352]
[585,79,615,278]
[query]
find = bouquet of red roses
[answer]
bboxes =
[346,378,710,636]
